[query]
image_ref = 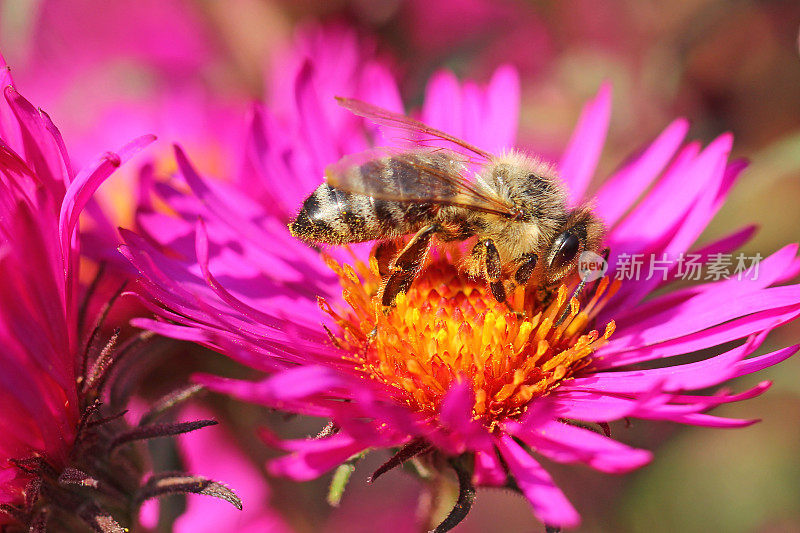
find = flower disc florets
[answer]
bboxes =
[321,247,618,430]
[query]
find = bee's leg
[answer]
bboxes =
[380,224,438,306]
[374,240,400,277]
[472,239,506,303]
[514,253,538,285]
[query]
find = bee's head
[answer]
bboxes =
[544,206,605,285]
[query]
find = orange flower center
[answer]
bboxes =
[319,248,618,429]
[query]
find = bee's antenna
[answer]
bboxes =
[554,277,588,327]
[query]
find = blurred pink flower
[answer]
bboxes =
[401,0,553,78]
[266,23,400,117]
[0,54,153,525]
[139,405,293,533]
[122,52,800,531]
[7,0,248,250]
[10,0,228,166]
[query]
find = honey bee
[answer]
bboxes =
[289,98,604,306]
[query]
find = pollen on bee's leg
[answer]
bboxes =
[320,245,618,428]
[511,283,526,312]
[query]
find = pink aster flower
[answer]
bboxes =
[0,53,145,527]
[121,61,800,530]
[0,55,244,531]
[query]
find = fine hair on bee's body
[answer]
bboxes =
[289,98,605,306]
[291,151,467,245]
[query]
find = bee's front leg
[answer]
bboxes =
[380,224,438,306]
[514,252,538,285]
[472,239,506,303]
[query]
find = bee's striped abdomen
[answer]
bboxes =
[289,184,364,244]
[290,154,455,245]
[289,183,422,245]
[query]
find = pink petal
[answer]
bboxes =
[604,284,800,360]
[173,405,292,533]
[294,60,338,172]
[483,64,520,151]
[733,345,798,378]
[198,366,347,404]
[59,134,155,274]
[354,62,405,115]
[193,219,288,331]
[556,386,763,428]
[669,381,772,406]
[559,82,612,206]
[496,435,580,528]
[595,118,689,226]
[607,133,731,264]
[571,334,764,393]
[36,108,74,183]
[267,433,368,481]
[130,317,210,343]
[688,224,757,259]
[194,373,338,419]
[608,158,746,310]
[3,85,66,197]
[550,388,670,422]
[473,447,506,486]
[439,380,475,432]
[661,413,758,428]
[607,243,800,336]
[433,381,493,453]
[595,304,800,369]
[506,420,652,474]
[0,54,21,149]
[421,70,463,137]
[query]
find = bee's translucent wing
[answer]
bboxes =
[325,147,517,217]
[336,97,493,164]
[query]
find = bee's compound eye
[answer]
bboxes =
[549,232,580,274]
